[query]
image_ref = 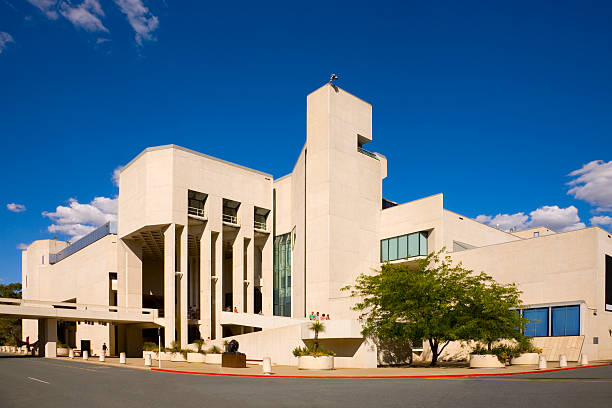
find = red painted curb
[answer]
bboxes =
[150,363,610,379]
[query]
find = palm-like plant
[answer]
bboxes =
[309,322,325,353]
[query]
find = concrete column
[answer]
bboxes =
[39,318,57,358]
[200,228,211,339]
[233,236,244,313]
[163,224,176,347]
[124,240,143,308]
[214,231,223,338]
[179,225,188,348]
[246,237,255,315]
[262,235,274,315]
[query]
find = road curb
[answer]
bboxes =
[150,363,611,379]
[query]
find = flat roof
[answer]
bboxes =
[121,144,273,178]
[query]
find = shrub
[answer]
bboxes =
[194,338,205,353]
[292,345,335,357]
[143,342,158,351]
[207,345,221,354]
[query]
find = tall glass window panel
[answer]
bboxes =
[408,233,419,257]
[397,235,408,259]
[388,237,398,261]
[273,233,292,317]
[552,305,580,336]
[524,308,549,337]
[419,232,428,256]
[381,240,389,262]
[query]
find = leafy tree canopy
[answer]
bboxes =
[344,250,526,365]
[0,283,22,346]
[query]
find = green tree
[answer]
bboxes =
[309,321,325,353]
[344,250,524,366]
[0,283,22,346]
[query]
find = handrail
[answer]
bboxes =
[0,298,158,317]
[188,206,206,218]
[222,214,239,225]
[357,147,379,160]
[254,220,267,231]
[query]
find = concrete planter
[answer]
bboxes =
[187,353,206,363]
[56,347,70,357]
[158,352,172,361]
[469,354,504,368]
[298,356,334,370]
[205,353,222,364]
[510,353,540,365]
[142,350,158,360]
[170,352,187,362]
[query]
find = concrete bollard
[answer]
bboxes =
[262,357,272,375]
[120,352,126,364]
[83,350,89,360]
[145,354,152,367]
[69,349,74,359]
[580,354,588,366]
[99,353,105,362]
[538,355,547,369]
[559,354,567,368]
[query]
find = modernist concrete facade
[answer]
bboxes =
[20,84,612,366]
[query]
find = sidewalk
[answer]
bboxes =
[50,355,611,378]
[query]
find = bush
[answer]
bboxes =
[514,337,542,355]
[143,342,158,351]
[292,345,335,357]
[207,345,221,354]
[194,338,206,353]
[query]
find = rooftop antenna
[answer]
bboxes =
[329,74,339,83]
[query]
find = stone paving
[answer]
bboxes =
[43,354,609,378]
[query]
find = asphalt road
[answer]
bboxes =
[1,353,612,408]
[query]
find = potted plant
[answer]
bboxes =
[295,322,335,370]
[469,343,517,368]
[205,345,222,364]
[169,341,188,362]
[187,339,207,363]
[142,341,159,359]
[56,341,70,357]
[510,337,542,365]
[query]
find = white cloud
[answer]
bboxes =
[43,196,117,241]
[16,243,29,250]
[112,165,123,187]
[475,213,528,231]
[6,203,26,213]
[0,31,15,54]
[27,0,59,19]
[567,160,612,209]
[476,205,585,233]
[114,0,159,45]
[528,205,585,232]
[591,215,612,227]
[59,0,108,32]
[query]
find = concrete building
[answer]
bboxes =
[20,84,612,367]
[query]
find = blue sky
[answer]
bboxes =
[1,0,611,284]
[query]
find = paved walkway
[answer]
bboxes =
[35,354,610,378]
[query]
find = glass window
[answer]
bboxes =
[381,240,388,262]
[273,233,292,317]
[552,305,580,336]
[381,240,389,262]
[397,235,408,259]
[524,308,549,337]
[408,233,419,257]
[388,237,398,260]
[419,232,428,256]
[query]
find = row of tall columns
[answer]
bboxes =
[161,203,272,345]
